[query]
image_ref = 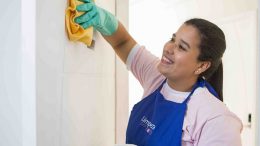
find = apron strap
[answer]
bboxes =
[183,78,219,103]
[155,78,167,92]
[158,78,219,104]
[205,81,219,98]
[182,80,201,104]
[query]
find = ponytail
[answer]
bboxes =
[184,18,226,102]
[206,61,223,101]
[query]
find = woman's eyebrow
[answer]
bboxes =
[180,39,190,49]
[173,33,190,49]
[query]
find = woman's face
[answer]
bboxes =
[157,24,203,82]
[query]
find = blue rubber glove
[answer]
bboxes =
[74,0,118,36]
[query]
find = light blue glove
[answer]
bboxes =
[74,0,118,36]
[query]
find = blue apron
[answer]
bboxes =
[126,78,218,146]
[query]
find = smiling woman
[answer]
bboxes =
[129,0,259,145]
[123,19,237,146]
[73,0,243,145]
[158,24,205,93]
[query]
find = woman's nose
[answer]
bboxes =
[165,43,177,54]
[166,48,173,54]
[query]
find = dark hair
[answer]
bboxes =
[185,18,226,101]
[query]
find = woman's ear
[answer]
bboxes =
[194,61,211,75]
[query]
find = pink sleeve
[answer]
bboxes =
[196,115,242,146]
[127,45,165,97]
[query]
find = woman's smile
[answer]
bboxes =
[161,55,174,65]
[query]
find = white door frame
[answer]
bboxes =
[21,0,37,145]
[115,0,130,144]
[257,5,260,146]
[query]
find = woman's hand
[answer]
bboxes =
[75,0,136,63]
[74,0,118,36]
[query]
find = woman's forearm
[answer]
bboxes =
[103,22,137,64]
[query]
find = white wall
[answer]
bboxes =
[0,0,22,145]
[36,0,116,146]
[0,0,37,145]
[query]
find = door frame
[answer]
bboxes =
[115,0,130,144]
[257,6,260,146]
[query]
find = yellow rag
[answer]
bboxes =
[65,0,93,46]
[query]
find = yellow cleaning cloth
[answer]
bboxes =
[65,0,93,47]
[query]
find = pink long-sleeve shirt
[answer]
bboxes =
[126,44,243,146]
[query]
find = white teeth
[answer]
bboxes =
[162,56,173,64]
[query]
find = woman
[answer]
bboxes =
[75,0,243,145]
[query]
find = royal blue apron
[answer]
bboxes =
[126,78,218,146]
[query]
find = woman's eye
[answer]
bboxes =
[179,45,186,51]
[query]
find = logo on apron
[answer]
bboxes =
[140,116,156,135]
